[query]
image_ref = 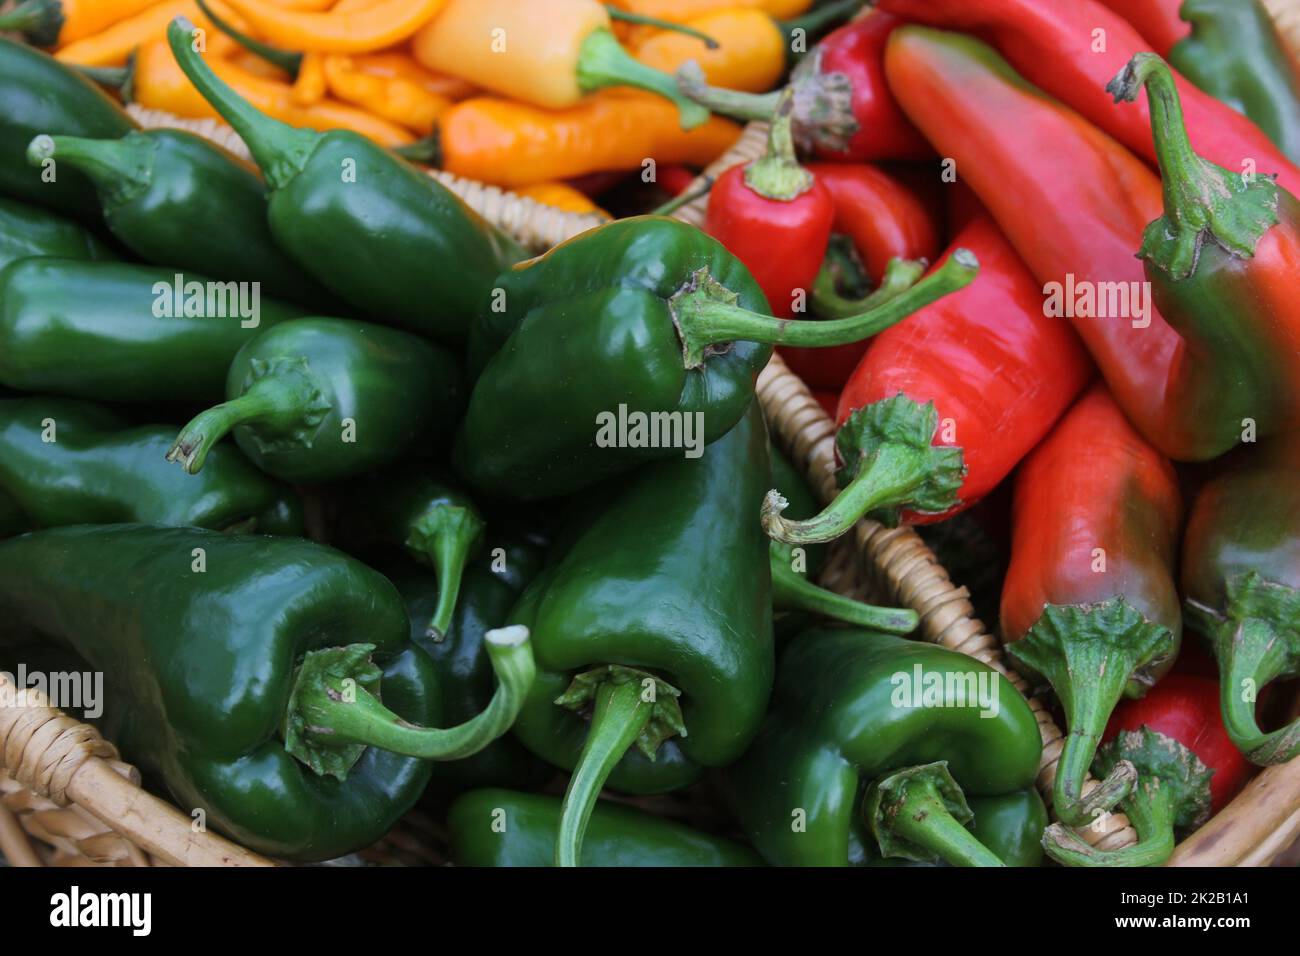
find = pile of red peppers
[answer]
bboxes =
[684,0,1300,867]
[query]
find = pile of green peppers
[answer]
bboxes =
[0,23,1064,869]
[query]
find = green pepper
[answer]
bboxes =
[1182,435,1300,764]
[0,524,537,861]
[1170,0,1300,164]
[0,258,303,403]
[25,130,333,308]
[455,216,976,501]
[165,19,523,347]
[509,401,775,866]
[449,789,764,867]
[852,789,1047,868]
[0,195,114,272]
[0,38,136,217]
[0,396,302,535]
[167,317,463,485]
[338,469,485,641]
[726,626,1042,867]
[0,488,26,538]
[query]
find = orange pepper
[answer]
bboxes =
[438,90,740,188]
[514,181,609,216]
[0,0,162,48]
[291,50,327,105]
[321,53,450,134]
[54,0,244,67]
[269,0,337,8]
[216,0,444,53]
[227,49,292,82]
[128,38,415,146]
[609,0,813,43]
[633,9,786,93]
[366,50,479,101]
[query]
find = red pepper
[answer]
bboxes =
[780,162,942,389]
[1097,0,1191,56]
[679,11,932,162]
[704,93,833,319]
[655,163,698,197]
[1000,384,1183,827]
[832,215,1092,524]
[876,0,1300,195]
[883,27,1293,462]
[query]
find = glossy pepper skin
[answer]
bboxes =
[1182,436,1300,765]
[1001,385,1183,827]
[726,626,1042,867]
[781,162,941,390]
[0,397,302,537]
[1098,0,1189,56]
[0,196,113,272]
[458,215,976,501]
[1170,0,1300,163]
[26,129,332,308]
[508,402,774,865]
[449,789,763,867]
[167,19,525,348]
[876,0,1300,195]
[168,318,464,485]
[833,216,1092,525]
[0,525,440,862]
[882,28,1289,462]
[0,38,136,217]
[0,258,302,403]
[217,0,443,54]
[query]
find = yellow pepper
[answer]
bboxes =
[412,0,708,128]
[0,0,161,48]
[214,0,444,54]
[514,182,610,217]
[634,9,786,93]
[291,50,327,105]
[321,53,451,134]
[437,89,740,188]
[54,0,243,67]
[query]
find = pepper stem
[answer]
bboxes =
[71,63,131,89]
[770,544,918,634]
[1106,53,1279,279]
[864,763,1005,867]
[283,627,536,779]
[1007,598,1176,826]
[762,394,966,545]
[813,255,927,320]
[408,504,486,642]
[26,133,153,209]
[575,28,710,130]
[647,175,713,217]
[1043,727,1211,867]
[196,0,304,78]
[671,248,977,369]
[604,5,719,48]
[0,0,62,46]
[554,665,686,866]
[166,359,329,475]
[777,0,863,48]
[743,88,812,200]
[675,60,780,122]
[166,17,318,189]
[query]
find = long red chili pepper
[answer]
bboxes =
[679,11,932,162]
[766,215,1090,535]
[1097,0,1191,57]
[1000,383,1183,827]
[883,27,1293,462]
[876,0,1300,194]
[781,162,941,389]
[704,92,833,319]
[1042,673,1249,866]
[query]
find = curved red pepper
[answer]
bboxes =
[781,162,941,388]
[1098,0,1191,57]
[835,216,1091,524]
[883,27,1294,462]
[1001,383,1183,826]
[877,0,1300,194]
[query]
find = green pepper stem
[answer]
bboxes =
[604,5,719,48]
[813,255,926,320]
[26,133,152,209]
[71,64,131,89]
[196,0,303,77]
[576,28,710,130]
[289,627,535,771]
[0,0,62,46]
[743,88,813,200]
[777,0,863,45]
[672,248,977,368]
[647,175,713,217]
[411,505,485,642]
[392,134,439,164]
[676,62,780,122]
[1213,615,1300,764]
[166,363,327,475]
[166,17,318,189]
[1042,789,1176,868]
[865,763,1005,867]
[557,678,655,867]
[770,545,918,634]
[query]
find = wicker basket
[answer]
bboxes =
[4,18,1300,867]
